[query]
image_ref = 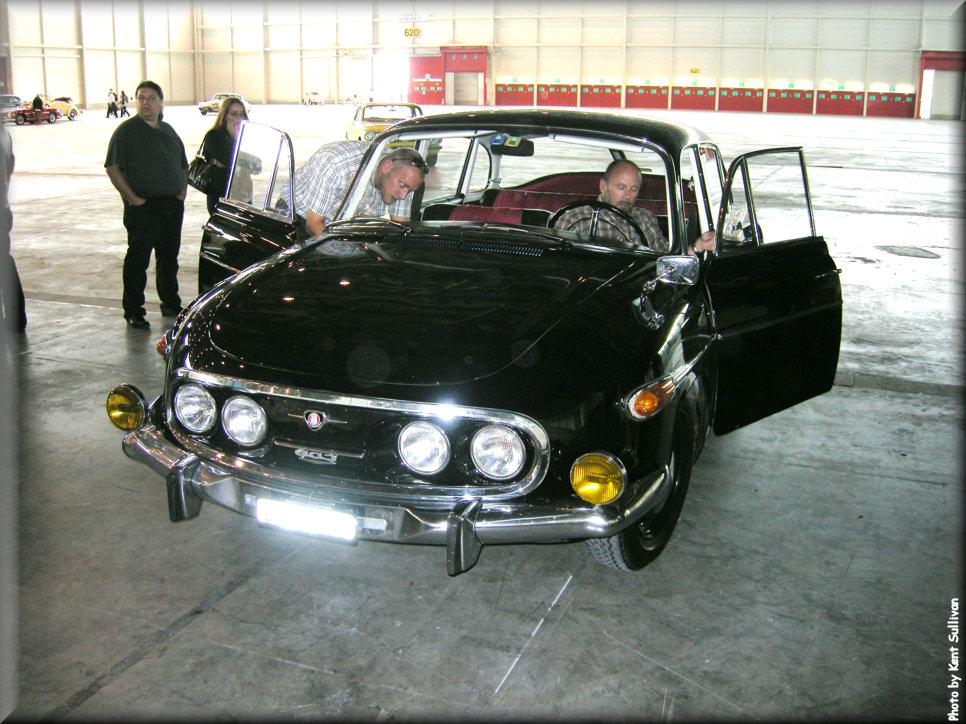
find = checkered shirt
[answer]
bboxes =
[292,140,411,223]
[553,199,669,252]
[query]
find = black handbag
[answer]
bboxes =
[187,147,227,196]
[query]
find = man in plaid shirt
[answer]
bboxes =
[553,159,669,251]
[292,141,427,239]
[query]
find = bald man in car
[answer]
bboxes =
[553,159,715,255]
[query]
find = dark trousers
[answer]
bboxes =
[122,197,184,318]
[1,207,26,332]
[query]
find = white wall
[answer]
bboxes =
[1,0,963,107]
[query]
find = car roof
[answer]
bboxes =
[388,108,712,157]
[361,102,421,109]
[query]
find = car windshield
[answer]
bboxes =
[362,105,418,123]
[338,127,678,250]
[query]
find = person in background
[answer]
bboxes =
[32,94,43,124]
[197,96,248,215]
[118,90,129,118]
[104,80,188,329]
[0,122,26,333]
[292,141,427,239]
[106,88,117,118]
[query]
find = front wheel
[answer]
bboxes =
[46,113,56,123]
[68,109,77,120]
[585,407,695,571]
[14,114,25,125]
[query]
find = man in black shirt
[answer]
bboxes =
[104,80,188,328]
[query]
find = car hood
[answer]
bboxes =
[360,121,396,131]
[199,231,652,392]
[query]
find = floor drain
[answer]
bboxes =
[875,245,941,259]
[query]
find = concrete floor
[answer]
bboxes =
[1,104,962,721]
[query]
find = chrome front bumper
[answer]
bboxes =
[122,423,668,575]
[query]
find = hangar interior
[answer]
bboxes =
[0,1,963,722]
[1,0,964,118]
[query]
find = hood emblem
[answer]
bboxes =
[305,411,324,430]
[303,410,347,431]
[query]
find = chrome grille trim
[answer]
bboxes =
[169,368,551,502]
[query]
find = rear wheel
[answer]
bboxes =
[46,113,56,123]
[15,114,25,125]
[585,407,695,571]
[68,109,77,120]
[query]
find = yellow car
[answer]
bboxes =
[345,102,439,164]
[199,93,252,116]
[345,102,424,142]
[46,96,81,121]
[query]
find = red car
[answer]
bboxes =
[6,102,63,124]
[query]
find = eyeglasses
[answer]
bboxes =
[395,154,429,174]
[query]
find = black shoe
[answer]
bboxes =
[160,304,183,317]
[125,314,150,329]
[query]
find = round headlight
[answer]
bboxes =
[471,425,526,481]
[106,384,147,431]
[221,395,269,446]
[364,130,376,141]
[398,421,450,475]
[173,384,217,433]
[571,453,626,505]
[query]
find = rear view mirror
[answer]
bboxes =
[490,134,534,156]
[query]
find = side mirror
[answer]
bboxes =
[635,255,700,330]
[655,255,700,287]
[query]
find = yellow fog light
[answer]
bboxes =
[571,453,626,505]
[626,378,674,420]
[106,384,147,431]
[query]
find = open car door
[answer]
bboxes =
[706,147,842,434]
[198,122,297,294]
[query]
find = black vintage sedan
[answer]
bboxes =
[107,109,841,575]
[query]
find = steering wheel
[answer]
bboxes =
[549,200,647,247]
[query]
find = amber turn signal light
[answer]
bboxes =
[626,378,674,420]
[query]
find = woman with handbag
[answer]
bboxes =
[195,97,248,215]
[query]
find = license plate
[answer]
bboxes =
[255,498,358,542]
